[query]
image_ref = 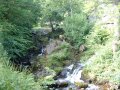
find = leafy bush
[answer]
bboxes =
[63,14,91,48]
[0,22,33,59]
[86,26,112,46]
[0,0,41,59]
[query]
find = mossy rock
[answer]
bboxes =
[75,82,88,88]
[58,82,69,87]
[82,69,90,80]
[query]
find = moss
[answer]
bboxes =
[75,82,88,88]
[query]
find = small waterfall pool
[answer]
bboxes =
[49,63,99,90]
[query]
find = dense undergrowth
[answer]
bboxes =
[0,0,43,90]
[0,44,42,90]
[81,1,120,85]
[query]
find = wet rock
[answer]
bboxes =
[81,88,85,90]
[75,82,88,89]
[48,81,69,89]
[86,84,99,90]
[56,79,70,85]
[60,69,69,78]
[58,82,68,87]
[54,69,69,79]
[118,85,120,89]
[54,64,74,79]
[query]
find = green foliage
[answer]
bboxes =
[40,0,64,28]
[83,42,120,84]
[63,14,90,48]
[0,43,9,66]
[0,67,41,90]
[83,0,98,14]
[0,22,32,58]
[0,44,41,90]
[38,73,55,89]
[81,1,120,85]
[81,3,116,62]
[41,0,84,29]
[47,43,70,72]
[0,1,43,88]
[39,42,72,72]
[86,28,111,48]
[0,0,41,27]
[0,0,41,59]
[93,30,110,45]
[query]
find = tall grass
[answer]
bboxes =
[0,44,42,90]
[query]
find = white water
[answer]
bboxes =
[56,63,99,90]
[65,63,84,83]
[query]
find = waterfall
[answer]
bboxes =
[65,63,84,83]
[53,63,99,90]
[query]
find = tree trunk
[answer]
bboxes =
[49,18,54,31]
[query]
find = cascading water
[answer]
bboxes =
[65,63,84,83]
[51,63,99,90]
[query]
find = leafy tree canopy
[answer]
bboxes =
[0,0,41,59]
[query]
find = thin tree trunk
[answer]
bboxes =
[49,18,54,31]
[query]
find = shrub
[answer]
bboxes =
[0,22,33,59]
[86,26,112,47]
[63,13,91,48]
[0,0,41,60]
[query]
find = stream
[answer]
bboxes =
[48,63,99,90]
